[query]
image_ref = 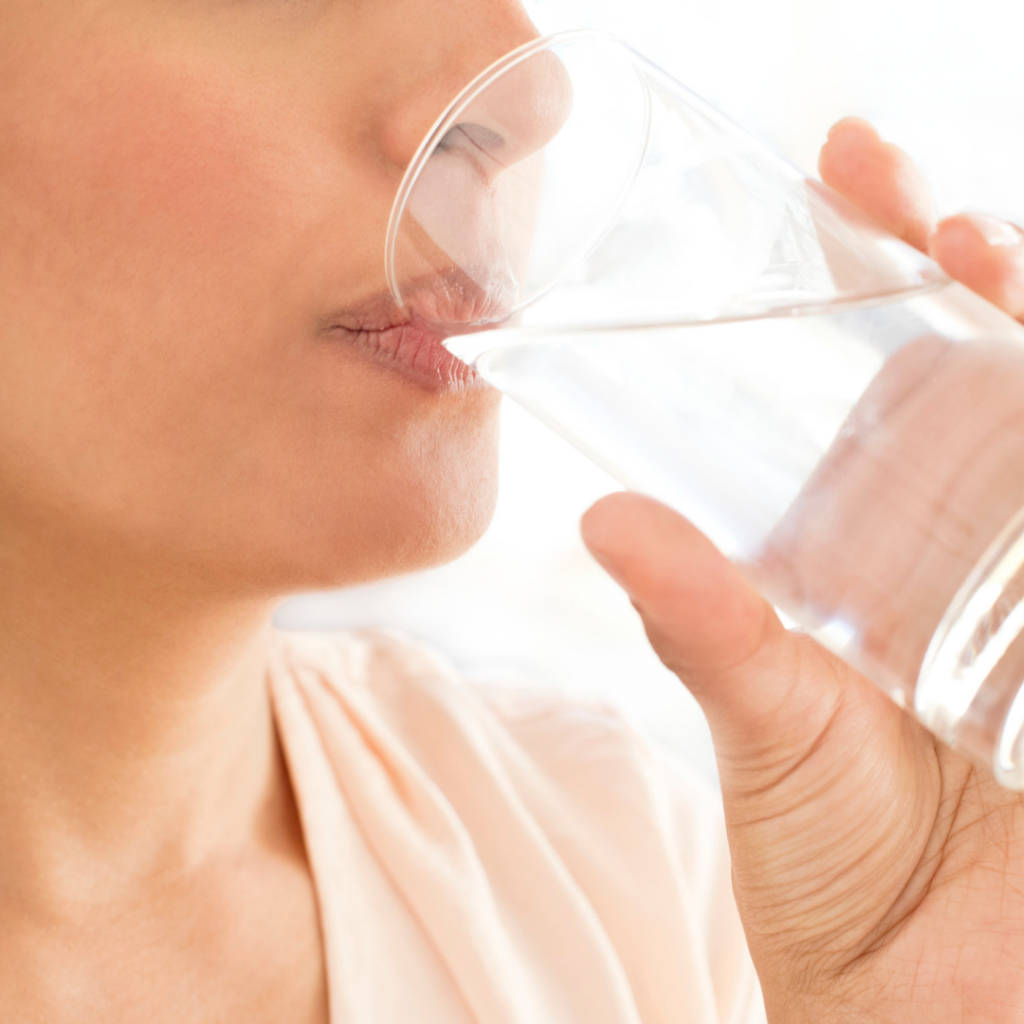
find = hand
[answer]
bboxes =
[582,119,1024,1023]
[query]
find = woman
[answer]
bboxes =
[2,1,1023,1020]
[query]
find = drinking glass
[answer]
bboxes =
[385,30,1024,788]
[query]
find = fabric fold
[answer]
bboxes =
[268,628,766,1024]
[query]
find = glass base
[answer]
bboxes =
[917,505,1024,789]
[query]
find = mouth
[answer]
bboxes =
[319,290,501,393]
[325,319,484,391]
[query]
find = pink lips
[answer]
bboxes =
[321,285,504,392]
[333,320,484,391]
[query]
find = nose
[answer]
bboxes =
[387,39,575,329]
[378,6,569,175]
[434,48,574,181]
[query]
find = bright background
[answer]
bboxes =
[276,0,1024,784]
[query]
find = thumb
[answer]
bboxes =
[581,491,951,1016]
[580,492,886,786]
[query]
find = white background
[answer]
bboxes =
[277,0,1024,783]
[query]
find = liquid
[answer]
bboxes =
[450,282,1024,784]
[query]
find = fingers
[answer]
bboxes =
[580,493,858,760]
[582,492,771,682]
[931,213,1024,320]
[819,117,937,253]
[821,118,1024,322]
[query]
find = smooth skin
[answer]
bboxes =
[0,1,529,1021]
[583,119,1024,1023]
[1,0,1022,1018]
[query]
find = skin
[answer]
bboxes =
[0,1,534,1021]
[2,2,1022,1019]
[583,120,1024,1023]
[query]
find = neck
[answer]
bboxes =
[0,525,284,914]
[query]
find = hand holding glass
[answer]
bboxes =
[386,32,1024,789]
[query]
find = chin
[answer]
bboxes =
[294,488,498,594]
[150,375,504,597]
[246,440,502,596]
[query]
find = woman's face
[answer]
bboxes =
[0,0,539,592]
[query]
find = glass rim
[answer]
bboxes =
[383,28,646,319]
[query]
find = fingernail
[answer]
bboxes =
[968,213,1024,248]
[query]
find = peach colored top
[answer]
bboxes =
[269,629,766,1024]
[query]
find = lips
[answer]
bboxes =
[327,319,485,391]
[320,283,505,392]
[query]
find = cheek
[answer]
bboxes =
[0,2,401,378]
[5,39,334,328]
[0,28,326,503]
[0,50,294,507]
[0,17,500,587]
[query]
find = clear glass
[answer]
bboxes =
[386,30,1024,789]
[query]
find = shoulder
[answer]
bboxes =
[272,625,709,808]
[269,627,764,1024]
[270,625,725,890]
